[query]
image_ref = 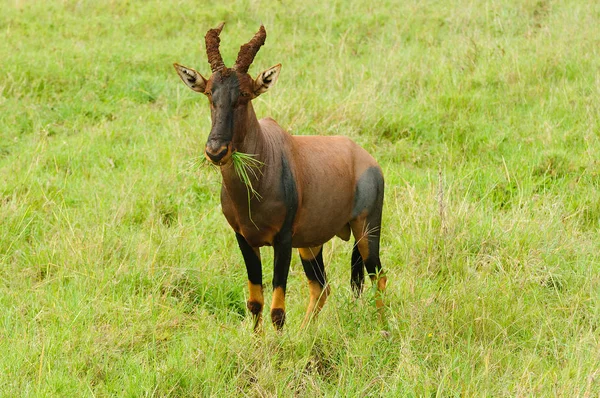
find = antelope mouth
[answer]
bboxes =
[205,142,234,166]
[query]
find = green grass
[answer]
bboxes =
[231,151,264,224]
[1,0,600,395]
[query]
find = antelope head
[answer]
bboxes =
[174,23,281,165]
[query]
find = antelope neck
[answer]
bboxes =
[220,102,268,191]
[230,102,264,159]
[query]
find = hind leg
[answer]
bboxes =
[299,245,330,328]
[351,244,365,297]
[350,216,387,310]
[350,166,386,310]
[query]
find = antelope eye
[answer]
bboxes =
[240,92,250,97]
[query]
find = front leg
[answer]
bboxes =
[236,233,263,332]
[271,229,292,330]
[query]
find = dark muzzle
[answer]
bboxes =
[205,140,232,165]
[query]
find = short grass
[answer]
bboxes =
[1,0,600,396]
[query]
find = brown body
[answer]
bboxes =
[174,23,386,330]
[221,115,379,249]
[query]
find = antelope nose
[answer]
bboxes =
[205,141,231,164]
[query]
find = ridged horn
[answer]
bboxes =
[205,22,226,73]
[233,25,266,73]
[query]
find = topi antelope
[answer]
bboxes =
[173,23,386,331]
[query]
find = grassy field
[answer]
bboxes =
[1,0,600,395]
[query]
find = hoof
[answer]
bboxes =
[247,300,263,316]
[270,308,285,330]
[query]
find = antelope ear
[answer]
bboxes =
[173,63,207,93]
[253,64,281,96]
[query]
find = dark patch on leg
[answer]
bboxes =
[247,301,262,315]
[236,233,262,285]
[353,166,384,278]
[271,308,286,330]
[352,166,384,219]
[268,153,298,330]
[351,165,386,310]
[364,257,382,278]
[351,243,364,297]
[248,299,263,331]
[363,213,383,279]
[300,247,326,286]
[272,231,292,294]
[271,152,298,292]
[271,231,291,330]
[237,233,264,330]
[363,227,383,282]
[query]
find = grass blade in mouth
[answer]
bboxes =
[231,152,264,227]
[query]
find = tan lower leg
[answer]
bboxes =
[247,281,264,331]
[301,280,330,328]
[270,286,286,329]
[369,272,387,309]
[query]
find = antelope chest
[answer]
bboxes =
[220,193,287,247]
